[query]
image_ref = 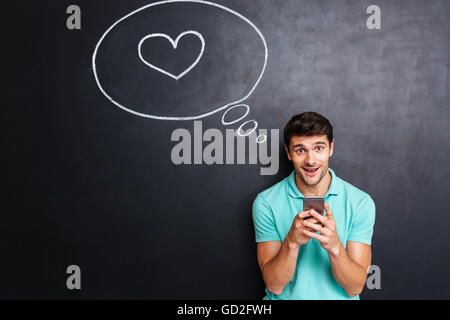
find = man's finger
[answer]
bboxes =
[298,210,312,219]
[304,218,321,225]
[324,203,334,221]
[321,227,332,237]
[302,230,327,243]
[303,220,324,233]
[309,209,327,225]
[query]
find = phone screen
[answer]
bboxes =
[303,196,324,219]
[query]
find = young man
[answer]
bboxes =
[252,112,375,300]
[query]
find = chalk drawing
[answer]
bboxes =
[92,0,268,143]
[221,104,249,125]
[138,31,205,81]
[92,0,267,120]
[237,120,257,137]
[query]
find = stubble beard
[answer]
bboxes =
[297,165,328,187]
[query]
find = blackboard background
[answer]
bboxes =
[2,0,449,299]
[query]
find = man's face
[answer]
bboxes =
[284,135,334,187]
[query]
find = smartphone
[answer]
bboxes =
[303,196,324,219]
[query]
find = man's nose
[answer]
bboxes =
[305,152,316,165]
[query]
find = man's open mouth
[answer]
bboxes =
[303,167,319,176]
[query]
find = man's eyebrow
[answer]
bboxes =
[292,142,327,148]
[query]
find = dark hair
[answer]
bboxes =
[283,112,333,148]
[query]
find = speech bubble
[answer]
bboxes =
[92,0,268,121]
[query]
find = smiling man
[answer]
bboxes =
[252,112,376,300]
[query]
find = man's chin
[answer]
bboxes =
[298,169,322,186]
[303,177,320,186]
[297,173,318,186]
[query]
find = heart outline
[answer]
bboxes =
[138,30,205,80]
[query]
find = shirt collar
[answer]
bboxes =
[287,167,340,199]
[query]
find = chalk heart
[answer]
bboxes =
[138,31,205,80]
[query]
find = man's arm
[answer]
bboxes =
[328,241,371,297]
[303,203,371,297]
[257,240,299,295]
[257,210,319,295]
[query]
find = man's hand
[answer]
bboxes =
[286,210,322,249]
[302,203,343,256]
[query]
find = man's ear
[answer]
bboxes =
[329,139,334,158]
[284,144,292,161]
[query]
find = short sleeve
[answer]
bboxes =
[347,196,376,245]
[252,194,281,243]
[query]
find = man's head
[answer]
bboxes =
[284,112,334,187]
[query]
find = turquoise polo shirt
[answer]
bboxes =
[252,168,375,300]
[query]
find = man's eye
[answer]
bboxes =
[316,146,324,151]
[296,149,304,153]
